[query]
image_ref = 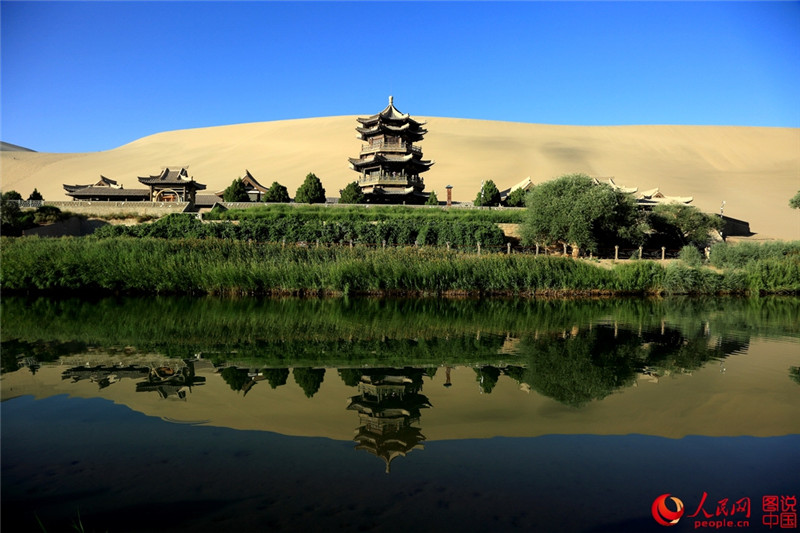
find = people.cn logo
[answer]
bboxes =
[652,493,685,526]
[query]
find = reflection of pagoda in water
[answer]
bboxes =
[346,368,431,473]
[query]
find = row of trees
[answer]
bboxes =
[222,173,328,204]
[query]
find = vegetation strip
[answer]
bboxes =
[2,237,798,296]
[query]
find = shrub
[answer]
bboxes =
[426,191,439,206]
[679,245,703,267]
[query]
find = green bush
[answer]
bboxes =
[679,245,703,267]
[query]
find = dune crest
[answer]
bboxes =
[2,117,798,239]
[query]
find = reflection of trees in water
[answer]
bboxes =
[475,325,754,407]
[790,367,800,386]
[293,368,326,398]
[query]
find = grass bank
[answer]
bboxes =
[2,237,798,296]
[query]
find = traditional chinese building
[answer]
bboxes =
[346,369,431,473]
[63,176,149,201]
[213,170,270,202]
[137,167,206,203]
[349,96,434,204]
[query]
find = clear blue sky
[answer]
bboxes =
[2,1,798,153]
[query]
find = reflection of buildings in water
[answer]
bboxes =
[17,356,41,375]
[61,360,206,398]
[62,364,149,389]
[346,369,431,473]
[135,361,206,400]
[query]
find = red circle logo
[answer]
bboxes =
[652,493,685,526]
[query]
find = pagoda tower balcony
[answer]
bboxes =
[360,140,423,156]
[358,171,423,188]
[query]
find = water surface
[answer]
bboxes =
[2,296,798,532]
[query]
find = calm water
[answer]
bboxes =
[2,296,798,532]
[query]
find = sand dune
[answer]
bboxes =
[1,116,798,239]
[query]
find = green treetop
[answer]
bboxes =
[264,181,290,203]
[474,180,501,207]
[222,178,250,202]
[426,190,439,206]
[295,173,326,204]
[521,173,646,254]
[338,181,365,204]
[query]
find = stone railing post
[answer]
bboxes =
[614,245,619,261]
[661,246,666,261]
[638,246,643,259]
[507,242,511,255]
[477,242,481,255]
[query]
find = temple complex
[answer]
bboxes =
[137,167,206,203]
[349,96,434,204]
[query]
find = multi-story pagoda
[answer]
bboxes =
[349,96,434,204]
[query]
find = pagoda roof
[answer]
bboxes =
[64,186,149,199]
[138,167,206,190]
[349,153,434,170]
[356,96,427,128]
[63,175,121,193]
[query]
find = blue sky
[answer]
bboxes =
[2,1,798,153]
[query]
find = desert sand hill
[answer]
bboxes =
[1,116,798,239]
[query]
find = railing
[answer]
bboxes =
[359,173,422,186]
[361,141,422,155]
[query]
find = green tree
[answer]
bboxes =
[1,191,35,236]
[338,181,365,204]
[790,191,800,209]
[649,204,723,248]
[295,173,326,204]
[222,178,250,202]
[504,188,528,207]
[425,191,439,206]
[28,188,43,201]
[474,180,501,207]
[521,173,646,254]
[2,190,23,201]
[263,181,290,203]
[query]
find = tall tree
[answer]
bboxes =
[425,190,439,206]
[338,181,365,204]
[263,181,290,203]
[222,178,250,202]
[521,173,646,253]
[295,173,326,204]
[474,180,501,207]
[28,188,43,201]
[649,204,723,248]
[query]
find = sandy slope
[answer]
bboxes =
[1,116,798,239]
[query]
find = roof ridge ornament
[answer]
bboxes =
[389,95,393,106]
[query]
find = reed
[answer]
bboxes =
[2,236,798,296]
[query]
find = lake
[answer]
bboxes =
[2,296,798,532]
